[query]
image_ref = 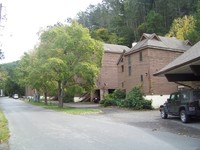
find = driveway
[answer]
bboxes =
[71,102,200,138]
[0,98,200,150]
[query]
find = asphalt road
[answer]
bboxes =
[0,97,200,150]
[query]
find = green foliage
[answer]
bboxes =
[166,15,195,40]
[112,89,126,99]
[100,89,126,107]
[17,21,103,108]
[77,0,197,46]
[123,87,152,110]
[100,87,152,110]
[0,62,25,97]
[100,95,118,107]
[186,0,200,44]
[91,28,119,44]
[0,110,9,143]
[138,11,166,36]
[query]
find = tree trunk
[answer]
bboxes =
[57,80,63,108]
[60,81,65,108]
[44,92,48,105]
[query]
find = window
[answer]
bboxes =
[140,75,143,82]
[122,82,124,88]
[121,65,124,72]
[128,55,131,65]
[128,66,131,76]
[139,51,143,61]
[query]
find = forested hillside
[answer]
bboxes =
[77,0,198,47]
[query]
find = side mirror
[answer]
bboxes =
[167,98,171,103]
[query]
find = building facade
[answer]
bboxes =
[94,44,130,100]
[118,33,192,95]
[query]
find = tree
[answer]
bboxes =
[77,0,198,45]
[0,67,7,95]
[166,15,195,40]
[0,61,25,97]
[37,21,103,107]
[90,28,120,44]
[186,0,200,44]
[138,10,166,36]
[17,50,57,104]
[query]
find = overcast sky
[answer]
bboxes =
[0,0,102,64]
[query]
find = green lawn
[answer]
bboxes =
[24,100,102,115]
[0,110,9,143]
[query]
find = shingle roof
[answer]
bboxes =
[130,33,191,53]
[104,43,130,53]
[154,41,200,75]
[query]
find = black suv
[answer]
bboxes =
[160,89,200,123]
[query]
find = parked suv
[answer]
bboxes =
[160,89,200,123]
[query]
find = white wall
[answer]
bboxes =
[144,95,170,109]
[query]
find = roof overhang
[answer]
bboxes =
[154,59,200,83]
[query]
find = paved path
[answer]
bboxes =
[0,97,200,150]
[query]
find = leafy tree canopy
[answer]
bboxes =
[166,15,195,40]
[186,0,200,44]
[17,21,104,107]
[77,0,198,46]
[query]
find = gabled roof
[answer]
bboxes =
[128,33,191,54]
[154,41,200,76]
[104,43,130,53]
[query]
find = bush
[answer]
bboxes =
[100,89,125,107]
[100,94,117,107]
[100,87,152,110]
[122,87,152,110]
[112,89,126,99]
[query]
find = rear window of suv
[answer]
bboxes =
[193,91,200,100]
[181,91,190,102]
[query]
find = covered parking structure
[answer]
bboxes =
[154,41,200,89]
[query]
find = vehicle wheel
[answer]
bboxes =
[180,110,190,123]
[160,108,168,119]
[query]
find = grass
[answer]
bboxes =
[24,99,102,115]
[0,110,9,143]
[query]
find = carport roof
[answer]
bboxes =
[154,41,200,77]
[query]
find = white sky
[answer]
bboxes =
[0,0,102,64]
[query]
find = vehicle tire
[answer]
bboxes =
[180,110,190,123]
[160,108,168,119]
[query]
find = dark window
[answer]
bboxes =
[140,75,143,82]
[122,82,124,88]
[128,55,131,65]
[193,91,200,100]
[128,66,131,76]
[139,51,143,61]
[170,93,180,102]
[121,65,124,72]
[181,91,190,102]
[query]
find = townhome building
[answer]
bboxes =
[94,43,130,100]
[117,33,191,106]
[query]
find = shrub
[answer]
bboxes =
[112,89,126,99]
[100,89,125,107]
[122,87,152,110]
[100,87,152,110]
[100,94,117,107]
